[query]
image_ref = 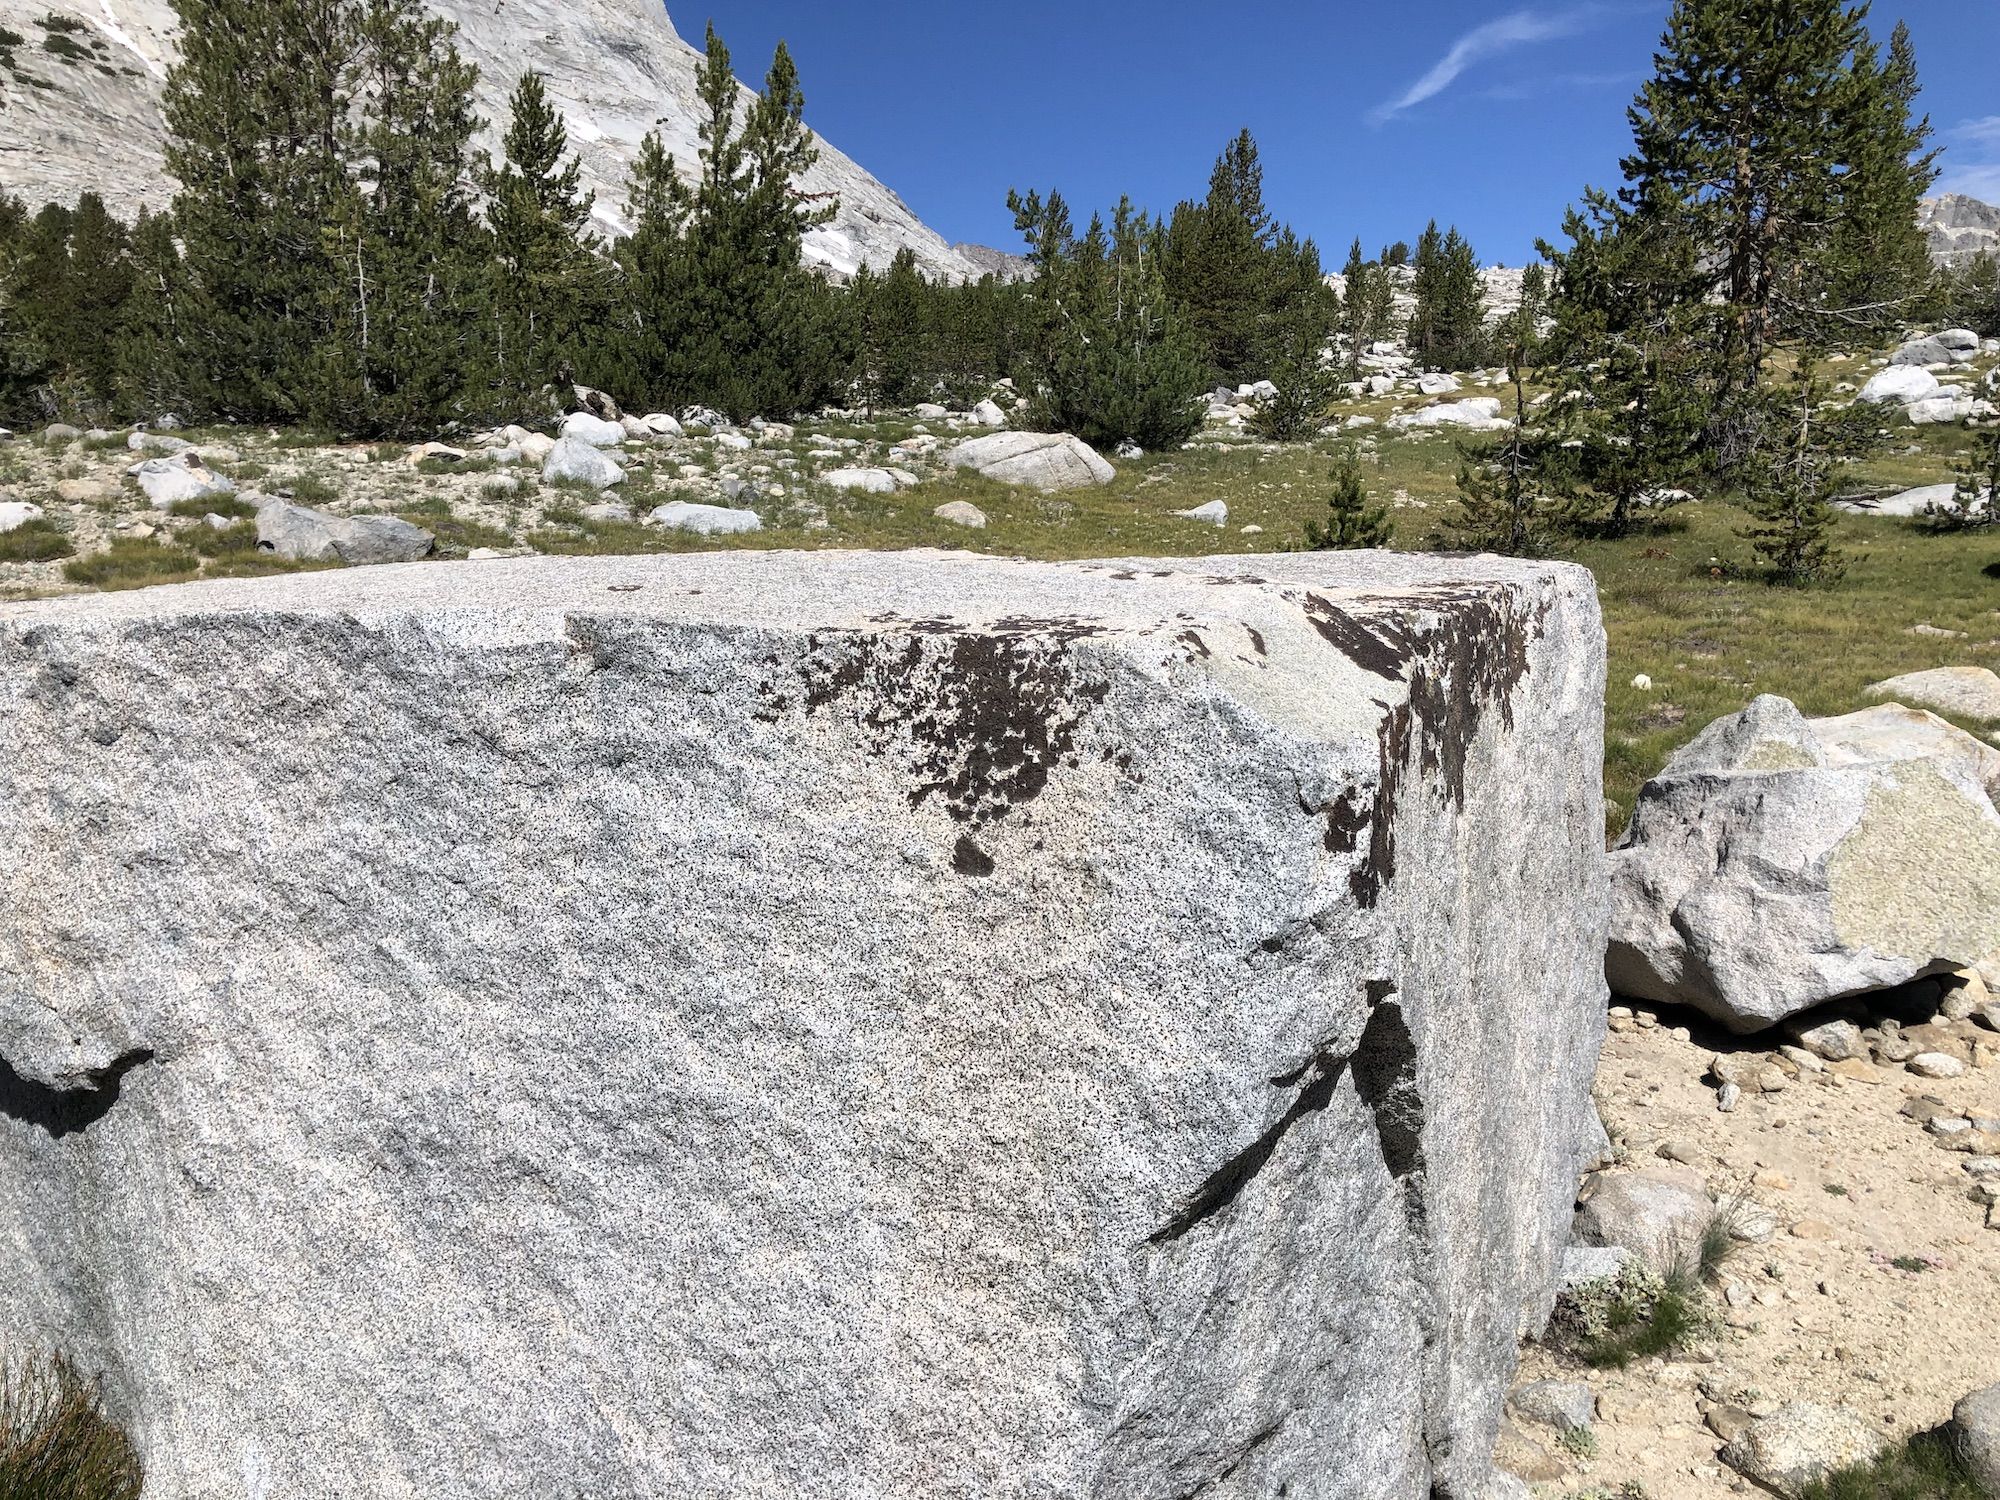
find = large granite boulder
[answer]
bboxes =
[1608,695,2000,1031]
[255,500,435,566]
[945,432,1115,491]
[0,550,1607,1500]
[1867,667,2000,725]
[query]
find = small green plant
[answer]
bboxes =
[1557,1426,1601,1460]
[0,520,76,563]
[1300,447,1392,550]
[188,521,259,559]
[416,455,494,478]
[367,445,403,464]
[1824,1183,1849,1197]
[1698,1201,1746,1281]
[0,1352,144,1500]
[1800,1430,1985,1500]
[285,474,339,506]
[1889,1255,1932,1275]
[62,539,200,589]
[78,434,126,454]
[1548,1260,1710,1369]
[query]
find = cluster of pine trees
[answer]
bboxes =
[1449,0,1961,583]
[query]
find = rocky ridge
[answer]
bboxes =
[1920,194,2000,269]
[0,0,981,281]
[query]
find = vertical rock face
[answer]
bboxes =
[0,551,1607,1499]
[0,0,981,280]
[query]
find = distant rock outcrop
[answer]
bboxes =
[1919,194,2000,268]
[0,0,981,281]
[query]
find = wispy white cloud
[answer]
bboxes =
[1478,70,1631,104]
[1937,116,2000,202]
[1369,6,1609,125]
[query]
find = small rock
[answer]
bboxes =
[823,467,899,495]
[1721,1403,1888,1499]
[1511,1379,1595,1434]
[933,501,987,530]
[542,437,626,490]
[1178,500,1228,528]
[1791,1019,1866,1063]
[1555,1244,1634,1295]
[1789,1218,1834,1241]
[1717,1081,1742,1113]
[0,499,45,534]
[647,502,762,536]
[1707,1405,1756,1444]
[1951,1383,2000,1495]
[561,412,626,448]
[1753,1170,1793,1191]
[971,399,1008,428]
[1909,1053,1966,1079]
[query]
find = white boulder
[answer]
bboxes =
[1178,501,1229,528]
[1721,1404,1889,1499]
[932,501,986,529]
[0,500,44,534]
[971,399,1008,428]
[126,454,237,509]
[542,437,626,490]
[1417,373,1462,397]
[561,413,627,448]
[254,501,435,566]
[1389,399,1509,433]
[1857,366,1940,404]
[1866,667,2000,724]
[823,468,900,495]
[640,414,685,439]
[1836,481,1961,517]
[945,433,1116,492]
[0,550,1608,1500]
[1608,695,2000,1031]
[647,502,763,535]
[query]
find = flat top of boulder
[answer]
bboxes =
[0,553,1593,709]
[1867,666,2000,723]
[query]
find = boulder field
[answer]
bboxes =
[0,549,1607,1499]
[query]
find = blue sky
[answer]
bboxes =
[689,1,2000,267]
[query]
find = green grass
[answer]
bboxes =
[168,495,256,521]
[1801,1431,1986,1500]
[61,540,199,590]
[1549,1258,1712,1370]
[0,521,74,563]
[0,1353,143,1500]
[187,521,258,559]
[284,474,339,506]
[396,500,513,554]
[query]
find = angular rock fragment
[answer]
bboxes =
[0,550,1606,1500]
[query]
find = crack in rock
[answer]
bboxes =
[0,1047,155,1139]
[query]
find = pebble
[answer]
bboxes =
[1791,1218,1835,1240]
[1717,1082,1742,1113]
[1754,1170,1793,1191]
[1910,1053,1967,1079]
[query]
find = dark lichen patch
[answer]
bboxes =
[764,626,1109,829]
[0,1048,155,1139]
[1298,592,1416,681]
[1175,629,1211,659]
[952,835,995,877]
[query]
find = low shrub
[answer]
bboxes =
[1801,1430,1985,1500]
[62,539,199,589]
[0,1353,143,1500]
[0,520,75,563]
[167,495,256,521]
[1547,1260,1710,1369]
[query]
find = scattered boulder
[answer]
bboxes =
[410,442,467,465]
[1857,366,1940,404]
[579,502,633,525]
[1510,1380,1594,1435]
[1720,1404,1889,1499]
[932,501,986,529]
[1178,500,1228,528]
[0,500,44,534]
[1835,482,1963,518]
[1866,667,2000,724]
[971,399,1008,428]
[1789,1018,1867,1063]
[945,432,1116,492]
[1909,391,1979,426]
[1555,1245,1634,1295]
[646,502,762,536]
[572,384,621,421]
[639,413,684,439]
[1891,330,1979,367]
[128,429,193,456]
[1417,373,1462,397]
[913,403,948,422]
[1389,398,1509,432]
[127,453,237,509]
[42,423,80,444]
[518,433,557,466]
[1572,1167,1714,1270]
[823,468,900,495]
[255,501,434,566]
[1952,1383,2000,1497]
[561,413,627,449]
[1607,695,2000,1031]
[542,437,626,490]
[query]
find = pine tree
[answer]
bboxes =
[1301,448,1391,549]
[117,208,188,420]
[594,26,845,420]
[1338,238,1371,379]
[1406,221,1446,365]
[1443,355,1561,556]
[1251,231,1337,441]
[1822,21,1936,333]
[1927,425,1998,532]
[59,194,135,412]
[1619,0,1882,398]
[1740,357,1874,584]
[1010,192,1207,451]
[1539,192,1712,536]
[0,194,49,422]
[480,70,603,413]
[319,0,489,436]
[1162,130,1275,384]
[163,0,362,421]
[863,247,926,409]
